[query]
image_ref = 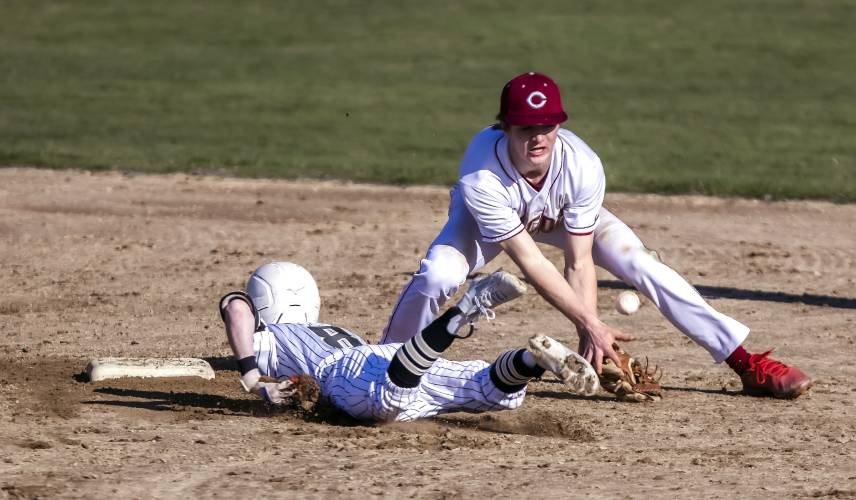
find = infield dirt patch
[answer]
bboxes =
[1,168,854,498]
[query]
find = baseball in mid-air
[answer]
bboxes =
[615,291,641,315]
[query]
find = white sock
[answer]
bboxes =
[446,313,467,335]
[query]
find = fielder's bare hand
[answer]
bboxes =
[576,320,633,374]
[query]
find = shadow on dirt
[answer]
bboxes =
[529,385,744,401]
[86,387,263,415]
[202,356,238,372]
[660,385,744,396]
[526,389,618,402]
[599,279,856,309]
[85,388,595,438]
[85,386,363,426]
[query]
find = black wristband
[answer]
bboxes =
[237,356,258,376]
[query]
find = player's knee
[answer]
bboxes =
[608,247,663,290]
[594,214,645,258]
[595,229,650,275]
[413,246,468,297]
[626,246,662,276]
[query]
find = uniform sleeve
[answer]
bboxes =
[459,179,524,243]
[563,155,605,235]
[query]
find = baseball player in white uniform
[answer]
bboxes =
[219,263,599,422]
[381,72,811,399]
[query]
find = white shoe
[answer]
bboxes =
[527,335,599,396]
[455,270,527,324]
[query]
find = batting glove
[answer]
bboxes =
[240,369,297,405]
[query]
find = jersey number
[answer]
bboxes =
[308,326,365,349]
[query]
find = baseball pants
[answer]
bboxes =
[320,343,525,422]
[380,203,749,363]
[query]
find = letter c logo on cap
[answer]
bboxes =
[526,91,547,109]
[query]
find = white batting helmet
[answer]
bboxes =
[246,261,320,325]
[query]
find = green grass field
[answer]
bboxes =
[1,1,853,200]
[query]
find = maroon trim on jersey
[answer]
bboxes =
[567,230,594,236]
[495,136,532,215]
[494,137,517,183]
[485,224,525,243]
[522,175,546,191]
[542,141,565,195]
[496,135,549,193]
[518,135,565,194]
[566,213,599,234]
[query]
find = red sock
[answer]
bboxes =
[725,345,751,375]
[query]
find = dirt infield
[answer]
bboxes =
[1,168,854,498]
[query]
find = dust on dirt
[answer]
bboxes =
[1,168,855,498]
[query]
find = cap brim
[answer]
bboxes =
[503,112,568,126]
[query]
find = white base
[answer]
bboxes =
[86,357,215,382]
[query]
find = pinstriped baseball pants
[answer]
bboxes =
[320,343,525,422]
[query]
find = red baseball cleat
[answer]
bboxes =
[740,351,813,399]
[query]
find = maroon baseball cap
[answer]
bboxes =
[498,72,568,126]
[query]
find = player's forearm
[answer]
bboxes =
[564,257,598,313]
[508,250,599,329]
[500,231,599,329]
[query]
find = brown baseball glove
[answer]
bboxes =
[599,344,663,402]
[283,374,321,415]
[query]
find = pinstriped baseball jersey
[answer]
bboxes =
[252,323,526,422]
[458,126,605,243]
[323,346,525,421]
[253,323,366,380]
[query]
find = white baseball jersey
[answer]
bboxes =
[457,126,605,242]
[253,323,525,422]
[254,323,365,380]
[382,124,749,362]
